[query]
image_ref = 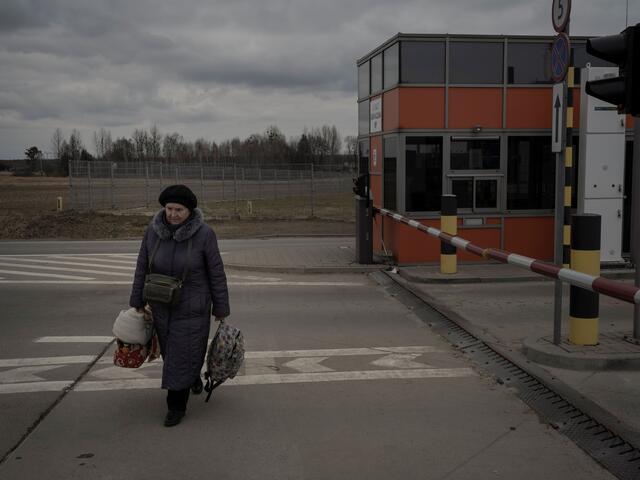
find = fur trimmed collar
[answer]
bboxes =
[151,208,204,242]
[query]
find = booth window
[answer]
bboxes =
[383,137,397,210]
[358,61,370,99]
[507,42,553,84]
[449,42,503,84]
[450,139,500,170]
[358,140,370,175]
[506,136,555,210]
[400,41,445,84]
[384,43,399,89]
[371,53,383,94]
[358,100,369,136]
[405,137,443,212]
[573,44,614,68]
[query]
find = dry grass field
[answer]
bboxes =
[0,175,355,239]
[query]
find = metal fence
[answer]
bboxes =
[69,160,354,214]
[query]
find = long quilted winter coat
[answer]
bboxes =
[129,208,230,390]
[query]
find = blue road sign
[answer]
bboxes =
[551,33,570,83]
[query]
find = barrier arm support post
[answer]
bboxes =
[569,214,601,345]
[440,194,457,274]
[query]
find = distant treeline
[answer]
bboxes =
[18,124,357,176]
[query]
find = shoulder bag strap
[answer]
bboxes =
[181,238,192,284]
[148,238,162,274]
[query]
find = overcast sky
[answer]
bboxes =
[0,0,638,157]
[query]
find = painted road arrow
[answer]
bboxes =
[370,353,431,369]
[0,365,64,383]
[282,357,332,373]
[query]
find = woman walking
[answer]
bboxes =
[129,184,230,426]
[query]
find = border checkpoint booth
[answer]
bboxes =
[356,33,636,265]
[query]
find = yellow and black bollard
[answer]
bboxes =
[440,194,457,274]
[563,66,575,268]
[569,214,601,345]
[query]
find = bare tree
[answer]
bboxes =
[148,124,162,163]
[93,128,112,160]
[51,128,63,161]
[162,133,182,165]
[69,129,83,164]
[132,129,148,163]
[344,135,357,157]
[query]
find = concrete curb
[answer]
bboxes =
[523,336,640,371]
[398,267,635,284]
[225,263,384,274]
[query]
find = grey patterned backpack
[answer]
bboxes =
[204,319,245,402]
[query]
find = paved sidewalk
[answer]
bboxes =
[224,238,640,455]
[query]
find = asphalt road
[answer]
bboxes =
[0,240,615,479]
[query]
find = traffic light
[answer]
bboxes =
[352,174,368,197]
[585,23,640,115]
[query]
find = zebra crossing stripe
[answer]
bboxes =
[0,261,132,277]
[0,269,93,280]
[4,257,134,270]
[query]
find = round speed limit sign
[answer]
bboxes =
[552,0,571,33]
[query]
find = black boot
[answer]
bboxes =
[165,388,190,427]
[164,410,185,427]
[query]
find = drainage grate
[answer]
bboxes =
[374,271,640,480]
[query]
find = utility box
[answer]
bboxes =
[579,66,626,263]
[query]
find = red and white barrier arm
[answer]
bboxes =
[374,207,640,306]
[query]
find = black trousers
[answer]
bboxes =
[166,388,190,412]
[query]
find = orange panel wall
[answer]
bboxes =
[449,88,502,129]
[398,88,445,129]
[506,88,552,129]
[377,218,503,263]
[383,89,399,131]
[503,217,554,261]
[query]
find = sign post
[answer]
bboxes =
[551,0,571,345]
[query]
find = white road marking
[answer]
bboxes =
[0,356,97,367]
[90,365,155,380]
[243,358,278,375]
[7,346,445,368]
[283,357,332,373]
[6,257,134,270]
[0,261,132,277]
[0,269,94,280]
[34,336,114,343]
[371,353,430,369]
[246,346,444,358]
[45,255,136,265]
[0,345,471,394]
[0,381,72,394]
[72,368,476,392]
[0,365,64,383]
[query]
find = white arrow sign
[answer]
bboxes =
[552,82,564,153]
[283,357,332,373]
[0,365,64,383]
[370,354,430,369]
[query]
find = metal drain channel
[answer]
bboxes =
[374,271,640,480]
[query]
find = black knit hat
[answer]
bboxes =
[158,184,197,210]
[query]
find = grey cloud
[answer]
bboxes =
[0,0,637,157]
